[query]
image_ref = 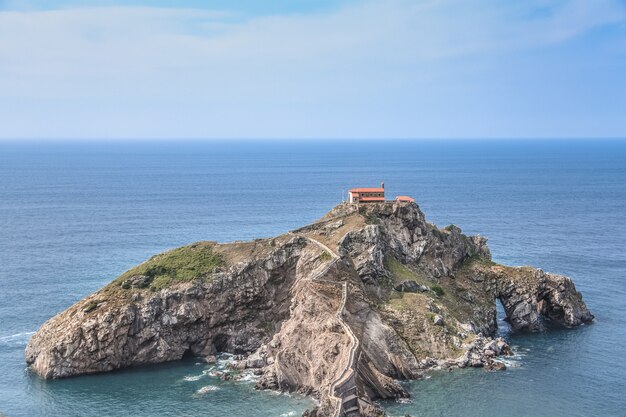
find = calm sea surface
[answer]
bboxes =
[0,140,624,417]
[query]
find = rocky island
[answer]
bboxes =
[26,202,593,416]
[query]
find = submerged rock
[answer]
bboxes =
[25,201,593,417]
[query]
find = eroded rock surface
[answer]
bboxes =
[26,202,593,417]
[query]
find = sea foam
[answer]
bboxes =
[196,385,220,394]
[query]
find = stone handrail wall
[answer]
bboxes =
[329,282,359,402]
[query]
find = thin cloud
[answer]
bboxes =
[0,0,624,139]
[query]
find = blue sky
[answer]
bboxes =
[0,0,625,139]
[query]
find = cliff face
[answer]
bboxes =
[26,202,593,417]
[25,237,311,378]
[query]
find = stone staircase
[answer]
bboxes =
[295,233,368,417]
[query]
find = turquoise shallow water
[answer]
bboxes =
[0,140,625,416]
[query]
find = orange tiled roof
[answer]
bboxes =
[349,188,384,193]
[396,196,415,202]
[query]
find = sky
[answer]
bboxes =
[0,0,625,139]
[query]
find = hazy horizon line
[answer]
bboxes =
[1,137,625,143]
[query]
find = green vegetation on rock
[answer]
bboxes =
[384,257,416,282]
[387,291,408,309]
[457,254,495,275]
[83,300,99,313]
[358,206,380,225]
[116,242,226,291]
[430,284,445,297]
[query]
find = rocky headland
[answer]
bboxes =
[26,202,593,416]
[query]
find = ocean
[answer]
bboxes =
[0,139,624,416]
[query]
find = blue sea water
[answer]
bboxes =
[0,139,625,417]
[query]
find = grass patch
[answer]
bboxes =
[83,300,99,313]
[319,250,332,262]
[384,257,417,282]
[387,292,414,312]
[389,290,404,301]
[430,284,445,297]
[457,254,495,275]
[116,242,226,291]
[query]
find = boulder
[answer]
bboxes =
[394,280,420,293]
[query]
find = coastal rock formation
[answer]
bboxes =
[494,266,594,331]
[26,202,593,416]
